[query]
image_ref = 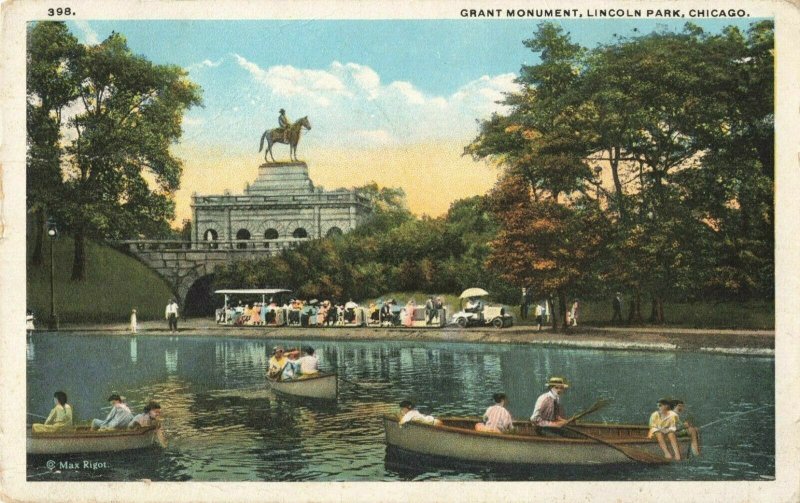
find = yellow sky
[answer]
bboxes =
[171,141,499,223]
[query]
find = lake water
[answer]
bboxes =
[26,333,774,481]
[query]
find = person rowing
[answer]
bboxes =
[530,376,570,435]
[267,346,289,380]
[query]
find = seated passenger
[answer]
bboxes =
[92,393,134,430]
[398,399,443,427]
[369,302,379,323]
[672,399,701,456]
[648,398,682,460]
[380,301,393,326]
[475,392,514,433]
[250,303,262,325]
[344,300,358,323]
[32,391,74,433]
[129,401,162,429]
[465,296,484,314]
[298,346,319,375]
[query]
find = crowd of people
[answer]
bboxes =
[215,296,448,328]
[398,375,701,461]
[31,391,162,433]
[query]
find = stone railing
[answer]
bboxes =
[191,192,370,206]
[116,239,304,252]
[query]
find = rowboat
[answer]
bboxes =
[383,416,692,466]
[267,372,338,401]
[27,425,162,455]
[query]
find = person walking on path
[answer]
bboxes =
[569,299,580,327]
[130,308,138,334]
[611,293,623,325]
[165,299,179,333]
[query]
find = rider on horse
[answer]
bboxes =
[278,109,291,143]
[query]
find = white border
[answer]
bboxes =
[1,1,798,501]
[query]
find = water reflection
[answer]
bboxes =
[130,337,137,364]
[27,334,774,481]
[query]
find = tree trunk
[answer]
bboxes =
[550,294,557,331]
[71,227,86,281]
[558,291,568,332]
[628,288,643,324]
[649,295,665,324]
[610,147,626,221]
[31,209,45,266]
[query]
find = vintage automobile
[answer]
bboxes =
[450,305,514,329]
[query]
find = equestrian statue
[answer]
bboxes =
[259,109,312,162]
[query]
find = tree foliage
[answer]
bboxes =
[26,22,202,279]
[213,185,517,303]
[467,21,773,324]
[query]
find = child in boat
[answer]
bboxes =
[91,393,134,430]
[671,399,701,456]
[398,400,442,427]
[475,392,514,433]
[280,350,302,380]
[32,391,74,433]
[129,401,162,428]
[648,398,682,460]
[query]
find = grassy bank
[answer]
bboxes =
[367,292,774,330]
[27,236,174,323]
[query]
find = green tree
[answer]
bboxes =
[35,27,202,279]
[26,22,80,265]
[468,21,773,324]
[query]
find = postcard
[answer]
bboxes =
[1,0,798,501]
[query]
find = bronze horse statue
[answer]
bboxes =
[259,116,311,162]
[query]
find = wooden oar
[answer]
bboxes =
[563,425,670,465]
[565,399,611,425]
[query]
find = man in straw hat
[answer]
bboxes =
[530,377,570,430]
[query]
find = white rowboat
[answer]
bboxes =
[267,372,338,401]
[28,425,162,455]
[384,416,692,466]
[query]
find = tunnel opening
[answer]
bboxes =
[184,274,217,317]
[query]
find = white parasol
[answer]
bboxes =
[459,288,489,299]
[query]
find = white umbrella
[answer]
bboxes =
[459,288,489,299]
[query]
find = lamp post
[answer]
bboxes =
[46,219,59,331]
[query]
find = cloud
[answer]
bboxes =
[228,55,519,147]
[73,21,99,45]
[185,58,223,72]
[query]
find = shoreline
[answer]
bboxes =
[35,319,775,357]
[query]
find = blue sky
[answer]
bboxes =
[62,18,767,218]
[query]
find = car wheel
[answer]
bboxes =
[456,317,468,328]
[492,317,504,329]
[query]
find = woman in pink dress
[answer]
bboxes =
[251,302,262,325]
[403,299,416,327]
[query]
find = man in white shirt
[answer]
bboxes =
[298,346,319,375]
[165,299,179,333]
[398,400,442,426]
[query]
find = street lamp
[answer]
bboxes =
[46,218,59,331]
